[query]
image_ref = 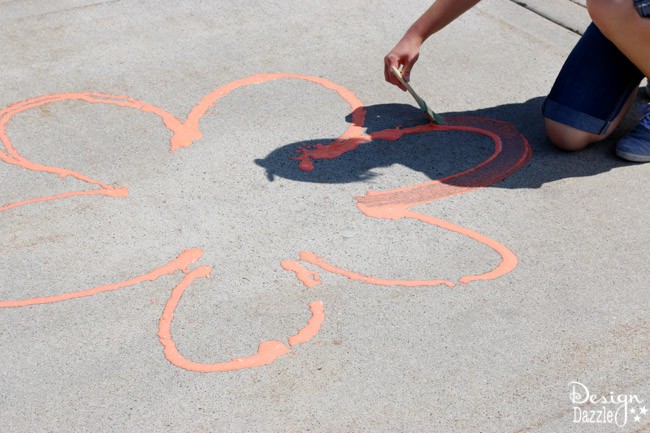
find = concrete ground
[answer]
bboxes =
[1,0,648,432]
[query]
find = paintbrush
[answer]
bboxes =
[390,66,444,125]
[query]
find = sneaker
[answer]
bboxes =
[616,105,650,162]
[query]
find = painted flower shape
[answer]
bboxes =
[0,74,530,372]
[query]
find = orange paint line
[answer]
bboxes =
[403,209,519,285]
[163,339,291,373]
[0,75,366,212]
[298,252,456,288]
[0,249,203,308]
[0,187,128,213]
[157,266,325,372]
[0,73,532,374]
[157,266,290,373]
[290,116,531,287]
[288,301,325,346]
[177,74,367,152]
[358,117,530,210]
[0,74,359,373]
[280,260,321,287]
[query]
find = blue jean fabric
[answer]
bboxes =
[635,0,650,17]
[542,23,644,135]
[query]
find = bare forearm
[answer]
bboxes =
[404,0,482,44]
[384,0,481,89]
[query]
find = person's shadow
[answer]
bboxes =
[255,94,645,189]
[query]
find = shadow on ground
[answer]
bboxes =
[256,94,645,189]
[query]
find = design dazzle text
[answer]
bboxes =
[569,381,647,427]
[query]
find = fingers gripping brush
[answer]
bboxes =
[390,66,444,125]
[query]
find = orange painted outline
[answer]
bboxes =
[288,301,325,346]
[293,116,531,286]
[0,248,203,308]
[280,260,322,287]
[0,73,531,372]
[158,267,325,372]
[0,75,364,211]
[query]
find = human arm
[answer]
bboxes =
[384,0,482,90]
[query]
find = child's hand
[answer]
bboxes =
[384,34,422,91]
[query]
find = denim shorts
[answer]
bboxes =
[635,0,650,16]
[542,23,645,135]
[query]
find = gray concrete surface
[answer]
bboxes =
[1,0,648,432]
[511,0,591,34]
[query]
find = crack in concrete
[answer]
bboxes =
[509,0,586,36]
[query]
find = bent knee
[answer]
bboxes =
[545,118,601,151]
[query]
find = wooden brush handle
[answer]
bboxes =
[390,66,426,111]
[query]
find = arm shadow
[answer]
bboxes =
[255,94,644,190]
